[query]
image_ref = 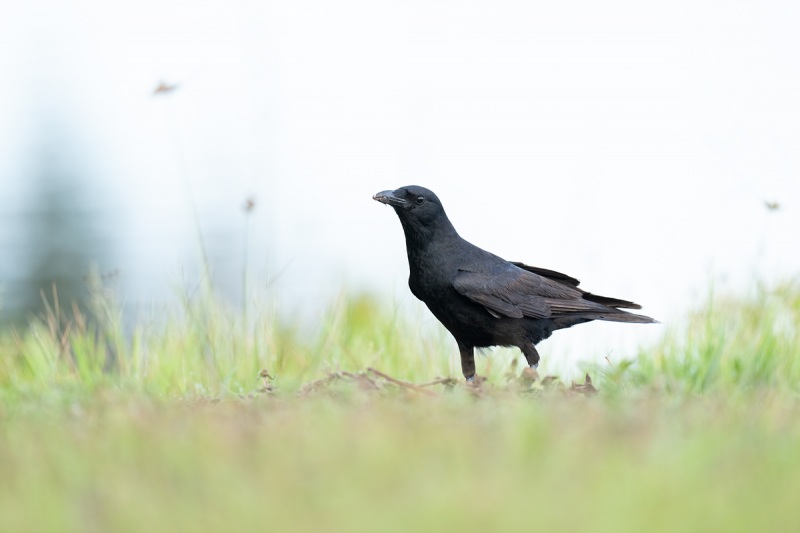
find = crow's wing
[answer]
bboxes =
[510,262,580,287]
[453,263,626,319]
[511,261,642,310]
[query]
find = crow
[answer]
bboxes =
[373,185,656,381]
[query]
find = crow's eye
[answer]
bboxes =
[415,196,425,205]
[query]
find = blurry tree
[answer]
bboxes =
[1,116,115,327]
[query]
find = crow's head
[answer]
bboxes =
[374,185,445,222]
[373,185,456,242]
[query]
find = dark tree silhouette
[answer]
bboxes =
[1,115,116,327]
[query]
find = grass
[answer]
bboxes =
[599,280,800,395]
[1,279,800,532]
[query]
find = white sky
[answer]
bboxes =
[1,0,799,372]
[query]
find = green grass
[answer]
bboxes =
[1,280,800,532]
[599,280,800,395]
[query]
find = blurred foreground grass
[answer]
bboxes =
[1,280,800,531]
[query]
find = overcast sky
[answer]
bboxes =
[1,0,799,372]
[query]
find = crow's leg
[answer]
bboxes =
[521,343,540,369]
[458,343,476,381]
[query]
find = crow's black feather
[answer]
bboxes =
[374,185,656,380]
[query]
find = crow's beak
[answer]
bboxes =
[373,189,409,208]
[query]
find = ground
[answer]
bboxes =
[1,282,799,532]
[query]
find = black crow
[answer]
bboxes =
[374,185,656,381]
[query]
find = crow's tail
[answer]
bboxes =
[592,312,658,324]
[553,311,657,329]
[580,292,642,309]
